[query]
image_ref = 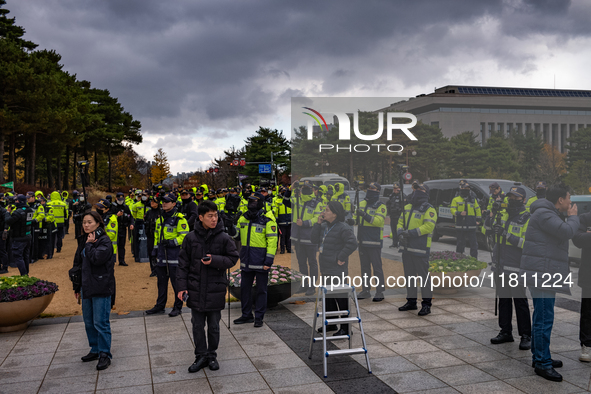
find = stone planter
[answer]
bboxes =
[230,282,301,308]
[0,293,55,333]
[429,269,483,295]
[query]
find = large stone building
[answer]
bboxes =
[382,85,591,152]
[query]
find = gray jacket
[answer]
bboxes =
[311,220,358,277]
[519,198,579,294]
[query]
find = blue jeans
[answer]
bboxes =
[82,293,112,358]
[529,287,555,369]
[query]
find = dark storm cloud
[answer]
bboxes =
[6,0,591,136]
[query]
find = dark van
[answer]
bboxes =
[423,179,535,250]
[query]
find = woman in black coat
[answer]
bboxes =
[71,211,115,371]
[311,201,358,336]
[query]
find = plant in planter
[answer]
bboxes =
[0,276,59,332]
[428,251,487,294]
[229,265,304,307]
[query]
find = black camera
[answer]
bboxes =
[491,201,507,212]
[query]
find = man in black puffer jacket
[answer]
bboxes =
[573,210,591,363]
[177,200,239,374]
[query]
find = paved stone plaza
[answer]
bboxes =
[1,291,589,394]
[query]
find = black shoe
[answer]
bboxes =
[149,272,157,277]
[399,302,418,311]
[188,356,209,373]
[305,288,316,296]
[254,319,263,328]
[357,291,371,299]
[0,268,8,274]
[119,262,128,266]
[286,249,292,253]
[96,353,111,370]
[418,305,431,316]
[280,250,285,254]
[532,359,563,368]
[233,316,254,324]
[519,335,531,350]
[535,367,562,382]
[318,325,338,333]
[145,307,165,315]
[168,308,182,317]
[490,331,514,344]
[372,293,384,302]
[209,358,220,371]
[333,328,350,337]
[81,352,99,362]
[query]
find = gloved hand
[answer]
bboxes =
[2,230,7,241]
[151,248,158,257]
[167,239,177,248]
[346,218,356,226]
[398,230,410,239]
[492,225,504,236]
[356,208,370,221]
[233,211,243,225]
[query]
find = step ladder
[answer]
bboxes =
[308,285,372,378]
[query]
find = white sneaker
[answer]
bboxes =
[580,345,591,362]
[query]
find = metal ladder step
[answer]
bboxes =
[326,317,360,325]
[323,285,353,293]
[317,310,349,317]
[326,348,367,357]
[313,335,349,342]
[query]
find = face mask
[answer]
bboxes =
[141,196,148,202]
[247,199,260,211]
[117,198,124,204]
[243,191,251,199]
[460,189,470,198]
[536,189,546,199]
[508,199,523,210]
[366,189,379,201]
[80,196,85,201]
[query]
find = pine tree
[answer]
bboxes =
[150,148,171,185]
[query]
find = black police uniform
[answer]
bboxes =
[6,200,35,275]
[144,204,159,275]
[179,195,199,231]
[386,189,404,247]
[112,198,134,265]
[0,205,9,273]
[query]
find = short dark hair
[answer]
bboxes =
[198,200,218,217]
[83,211,104,228]
[546,185,568,204]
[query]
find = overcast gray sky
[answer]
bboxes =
[7,0,591,173]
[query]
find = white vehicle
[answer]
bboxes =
[299,173,351,190]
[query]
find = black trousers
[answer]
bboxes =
[295,243,318,287]
[30,228,38,263]
[0,237,8,270]
[326,294,349,331]
[495,274,531,336]
[389,214,401,246]
[240,270,268,320]
[401,252,432,306]
[74,220,83,239]
[117,228,127,264]
[64,214,70,234]
[12,237,31,276]
[359,246,385,293]
[581,287,591,347]
[456,230,478,258]
[279,225,291,252]
[191,309,221,359]
[147,235,156,273]
[155,265,183,311]
[133,220,144,260]
[55,226,65,252]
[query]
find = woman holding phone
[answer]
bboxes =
[70,211,115,371]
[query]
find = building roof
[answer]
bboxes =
[434,85,591,98]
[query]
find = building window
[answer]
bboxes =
[431,121,439,128]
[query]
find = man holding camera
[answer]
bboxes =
[397,183,437,316]
[177,200,239,373]
[146,192,189,317]
[386,182,404,248]
[451,181,481,258]
[482,182,507,237]
[486,186,532,350]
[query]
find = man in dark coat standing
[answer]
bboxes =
[573,209,591,363]
[519,185,579,382]
[177,200,239,374]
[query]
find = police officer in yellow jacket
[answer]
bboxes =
[331,182,351,214]
[482,182,508,236]
[233,192,278,327]
[37,197,55,259]
[485,186,532,349]
[27,192,44,264]
[146,192,189,317]
[451,182,481,259]
[354,182,388,302]
[131,190,151,261]
[95,199,118,257]
[48,191,69,253]
[525,181,546,212]
[273,187,292,254]
[397,183,437,316]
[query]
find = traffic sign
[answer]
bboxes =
[240,158,246,166]
[259,164,272,174]
[232,159,239,166]
[214,168,219,173]
[404,172,412,181]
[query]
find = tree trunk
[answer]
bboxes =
[108,147,112,192]
[56,152,62,191]
[63,146,70,190]
[29,133,36,187]
[94,149,98,184]
[9,133,16,182]
[72,150,77,190]
[0,132,4,183]
[24,138,29,185]
[46,155,53,189]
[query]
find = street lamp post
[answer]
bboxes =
[398,149,416,167]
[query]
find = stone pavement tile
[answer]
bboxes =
[440,321,491,335]
[205,357,257,377]
[0,365,48,384]
[150,350,196,368]
[461,330,505,346]
[96,384,154,394]
[151,363,206,383]
[359,302,395,313]
[96,368,152,390]
[311,359,373,381]
[0,335,21,350]
[456,311,498,321]
[425,334,481,350]
[552,322,580,337]
[241,342,292,357]
[423,314,470,324]
[406,326,456,339]
[553,352,591,369]
[10,340,59,356]
[250,352,306,371]
[380,370,448,393]
[146,331,191,342]
[368,329,418,343]
[145,322,187,334]
[357,312,383,322]
[57,338,96,353]
[216,345,248,361]
[455,380,524,394]
[359,320,397,334]
[273,382,334,394]
[45,359,99,379]
[406,387,460,394]
[112,343,149,358]
[0,351,54,369]
[370,355,421,375]
[154,378,213,394]
[438,304,482,313]
[208,371,269,394]
[383,339,440,355]
[388,318,435,329]
[405,350,465,369]
[549,337,581,353]
[18,331,64,343]
[99,354,150,375]
[24,322,67,334]
[447,345,508,363]
[261,365,322,388]
[504,375,581,394]
[361,343,398,359]
[39,374,97,394]
[427,364,497,386]
[111,333,149,346]
[328,376,394,394]
[561,368,591,391]
[110,323,146,336]
[0,379,43,394]
[473,358,535,379]
[232,330,282,344]
[148,338,194,354]
[478,319,504,330]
